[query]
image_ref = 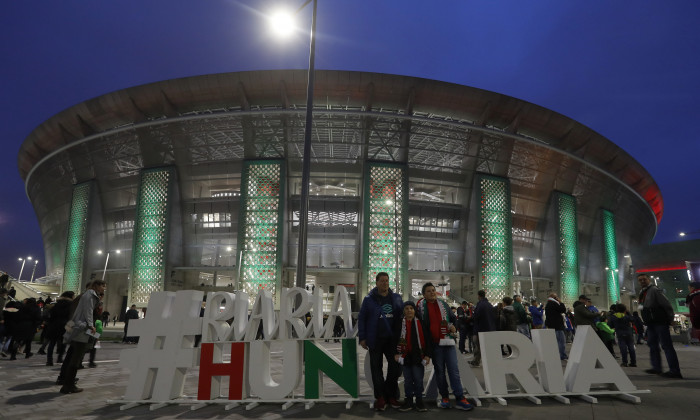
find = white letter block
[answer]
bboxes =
[202,292,236,342]
[306,286,326,338]
[248,340,303,399]
[244,290,278,341]
[480,331,545,395]
[323,286,356,338]
[119,290,203,401]
[279,288,313,339]
[531,329,567,393]
[564,326,636,392]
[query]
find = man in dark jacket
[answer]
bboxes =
[573,295,598,329]
[638,273,682,378]
[544,292,567,360]
[469,289,496,367]
[358,272,403,411]
[45,291,75,366]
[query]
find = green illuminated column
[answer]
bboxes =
[128,168,173,306]
[304,339,358,399]
[477,175,512,303]
[557,193,580,306]
[237,160,284,303]
[601,209,619,306]
[362,163,408,297]
[62,182,92,293]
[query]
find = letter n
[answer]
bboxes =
[304,338,358,399]
[197,342,247,400]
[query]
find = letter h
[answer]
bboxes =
[197,342,246,400]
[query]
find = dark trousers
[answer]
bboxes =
[62,340,91,389]
[618,334,636,364]
[458,326,468,352]
[46,337,65,362]
[368,337,400,400]
[646,323,680,374]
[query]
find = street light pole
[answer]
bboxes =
[17,256,31,282]
[295,0,318,289]
[519,257,540,300]
[30,259,39,283]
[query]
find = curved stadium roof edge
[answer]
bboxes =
[17,69,663,224]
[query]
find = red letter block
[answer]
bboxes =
[198,342,246,400]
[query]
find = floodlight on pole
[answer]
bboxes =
[269,0,317,289]
[30,259,39,283]
[17,256,32,282]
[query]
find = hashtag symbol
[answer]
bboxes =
[119,290,204,401]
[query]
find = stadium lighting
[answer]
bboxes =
[269,10,296,37]
[270,0,318,288]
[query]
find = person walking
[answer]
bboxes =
[637,273,682,379]
[358,272,403,411]
[59,280,106,394]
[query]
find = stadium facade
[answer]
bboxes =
[18,70,662,316]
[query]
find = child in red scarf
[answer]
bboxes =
[394,301,432,411]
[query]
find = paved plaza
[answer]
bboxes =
[1,329,698,420]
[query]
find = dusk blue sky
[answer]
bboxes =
[1,0,699,277]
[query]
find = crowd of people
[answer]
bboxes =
[1,272,698,402]
[356,272,697,412]
[0,280,108,393]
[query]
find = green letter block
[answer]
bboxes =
[304,339,358,399]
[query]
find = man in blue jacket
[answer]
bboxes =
[358,272,403,411]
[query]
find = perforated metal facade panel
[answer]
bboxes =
[478,175,513,302]
[62,182,91,293]
[128,168,173,306]
[602,209,620,305]
[557,193,580,306]
[363,163,408,295]
[237,160,284,302]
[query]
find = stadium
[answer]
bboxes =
[17,70,662,316]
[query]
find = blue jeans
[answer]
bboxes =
[646,323,680,374]
[401,363,425,398]
[431,344,464,399]
[555,330,567,359]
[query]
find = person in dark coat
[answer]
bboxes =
[544,292,567,360]
[123,304,140,344]
[632,311,645,344]
[10,298,41,359]
[609,304,637,367]
[469,289,496,367]
[45,291,75,366]
[357,272,403,411]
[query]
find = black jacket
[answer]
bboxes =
[544,298,566,330]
